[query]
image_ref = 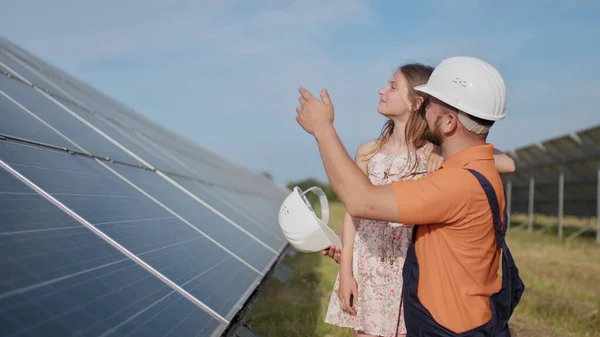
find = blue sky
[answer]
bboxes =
[1,0,599,186]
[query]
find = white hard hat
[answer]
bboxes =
[278,186,343,253]
[414,56,507,122]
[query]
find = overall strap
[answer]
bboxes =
[465,169,525,327]
[465,169,507,245]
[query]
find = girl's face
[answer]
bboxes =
[377,71,414,119]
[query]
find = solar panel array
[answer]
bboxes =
[501,124,600,242]
[0,37,289,337]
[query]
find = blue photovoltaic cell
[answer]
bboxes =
[108,163,277,273]
[156,147,262,194]
[51,97,187,174]
[0,78,74,149]
[0,165,222,337]
[0,71,138,164]
[170,175,285,251]
[214,186,285,238]
[0,50,156,133]
[0,52,51,90]
[0,140,261,319]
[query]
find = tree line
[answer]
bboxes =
[261,171,339,205]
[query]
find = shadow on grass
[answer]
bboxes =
[245,250,325,337]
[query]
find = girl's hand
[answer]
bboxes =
[321,245,342,263]
[338,271,358,315]
[321,233,342,263]
[427,145,444,173]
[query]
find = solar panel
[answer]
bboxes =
[51,97,184,172]
[210,189,268,225]
[0,51,50,90]
[0,71,140,164]
[0,78,74,149]
[169,175,286,250]
[503,124,600,223]
[105,163,278,272]
[0,36,290,336]
[0,163,224,337]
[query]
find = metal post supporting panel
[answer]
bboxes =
[528,177,535,232]
[558,171,564,239]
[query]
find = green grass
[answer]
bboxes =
[510,213,598,240]
[506,227,600,337]
[246,202,600,337]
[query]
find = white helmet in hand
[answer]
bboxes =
[278,186,342,253]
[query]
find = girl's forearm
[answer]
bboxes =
[340,211,358,275]
[492,148,516,174]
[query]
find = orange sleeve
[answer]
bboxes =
[391,168,473,225]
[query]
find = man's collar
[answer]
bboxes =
[440,144,494,169]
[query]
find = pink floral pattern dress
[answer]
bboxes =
[325,147,429,337]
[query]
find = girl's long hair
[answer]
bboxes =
[362,63,434,175]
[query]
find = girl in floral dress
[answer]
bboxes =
[324,63,516,337]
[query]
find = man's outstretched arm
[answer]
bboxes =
[313,126,401,223]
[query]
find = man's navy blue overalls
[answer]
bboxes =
[402,169,525,336]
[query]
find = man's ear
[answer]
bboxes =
[443,112,460,134]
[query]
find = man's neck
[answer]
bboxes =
[441,135,487,159]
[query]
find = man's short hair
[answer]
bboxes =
[457,112,494,135]
[436,98,494,135]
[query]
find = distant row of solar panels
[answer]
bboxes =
[0,37,289,337]
[502,122,600,217]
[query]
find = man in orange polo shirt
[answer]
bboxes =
[295,56,524,336]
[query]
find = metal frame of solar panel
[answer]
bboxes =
[0,37,290,337]
[501,124,600,245]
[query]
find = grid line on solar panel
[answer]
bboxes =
[90,113,187,174]
[0,72,142,165]
[156,172,280,253]
[0,60,33,87]
[205,184,286,244]
[36,87,157,168]
[215,186,283,227]
[0,165,223,337]
[1,48,84,108]
[104,163,276,271]
[131,132,288,200]
[171,176,286,247]
[211,187,286,251]
[0,140,264,320]
[131,131,287,218]
[0,85,82,150]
